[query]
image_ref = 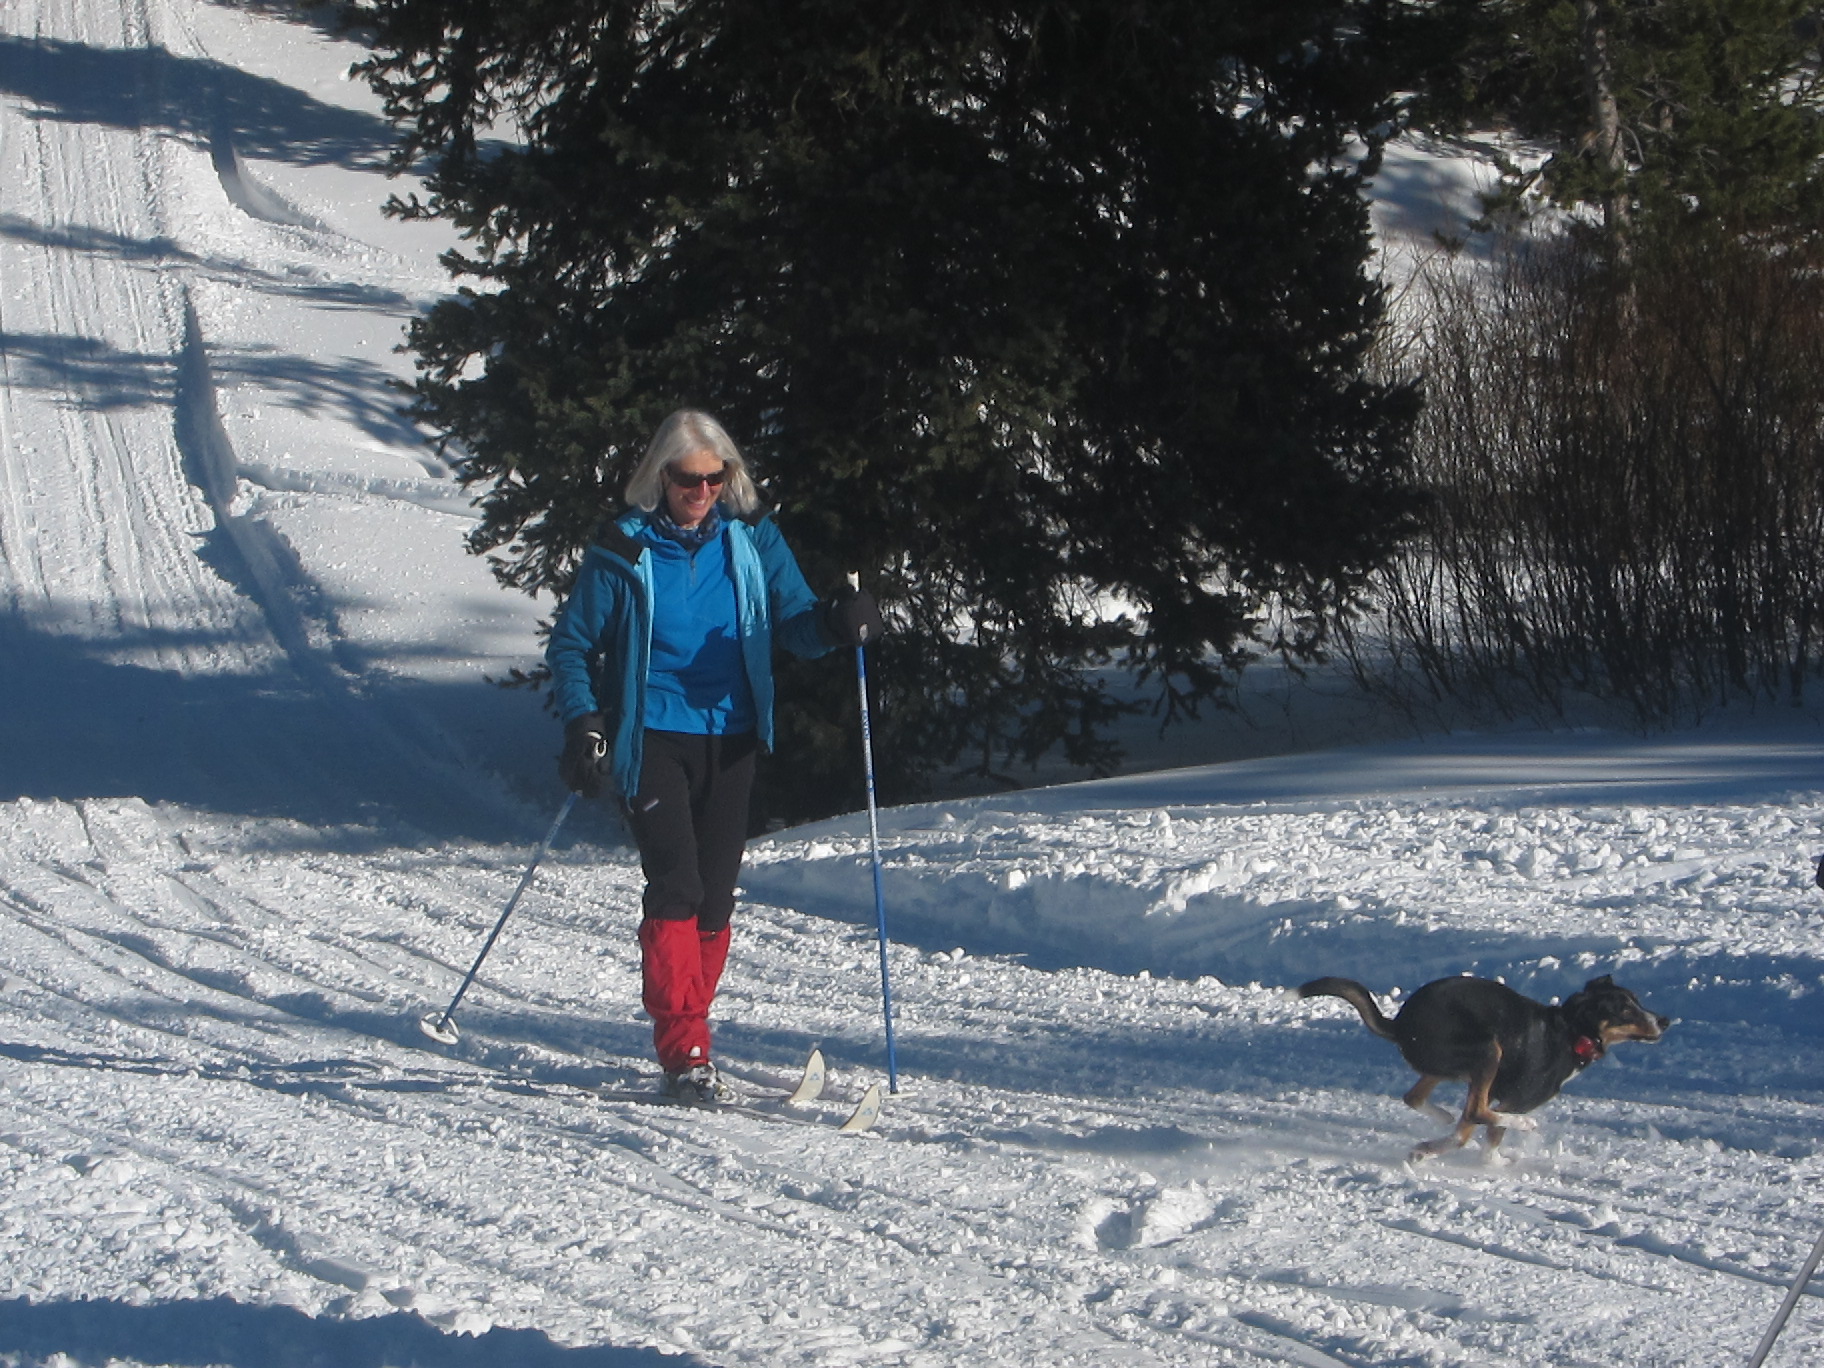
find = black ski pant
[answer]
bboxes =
[624,729,757,930]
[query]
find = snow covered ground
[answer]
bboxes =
[1,4,1820,1367]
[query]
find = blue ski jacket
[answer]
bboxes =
[546,509,831,798]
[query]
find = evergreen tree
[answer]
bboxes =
[1417,1,1824,238]
[357,1,1422,818]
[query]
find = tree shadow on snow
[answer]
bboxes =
[0,614,554,841]
[0,216,417,316]
[0,1297,709,1368]
[0,321,424,447]
[0,34,397,169]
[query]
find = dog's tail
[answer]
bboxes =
[1296,977,1398,1041]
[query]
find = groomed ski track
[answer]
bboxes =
[0,3,1820,1368]
[3,783,1823,1368]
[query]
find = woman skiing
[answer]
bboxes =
[546,409,881,1101]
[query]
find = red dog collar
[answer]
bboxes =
[1572,1035,1601,1065]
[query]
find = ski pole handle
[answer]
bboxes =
[842,572,879,649]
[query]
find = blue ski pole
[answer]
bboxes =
[849,573,900,1093]
[1746,1221,1824,1367]
[420,792,578,1044]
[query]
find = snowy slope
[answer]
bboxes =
[1,5,1821,1368]
[0,0,553,837]
[2,739,1821,1368]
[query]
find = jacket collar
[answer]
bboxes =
[593,503,773,563]
[590,513,647,564]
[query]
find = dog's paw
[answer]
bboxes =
[1489,1111,1538,1132]
[1407,1135,1458,1162]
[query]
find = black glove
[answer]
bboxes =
[559,713,611,798]
[820,583,885,648]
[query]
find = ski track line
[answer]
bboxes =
[1369,1161,1822,1298]
[4,0,265,673]
[17,819,1766,1250]
[4,0,514,831]
[0,851,648,1103]
[1,1087,586,1322]
[1,829,475,1014]
[1216,1314,1376,1368]
[1488,1177,1822,1264]
[0,1084,546,1322]
[6,867,1811,1366]
[0,870,452,1070]
[4,1051,1130,1365]
[3,884,890,1206]
[1374,1187,1813,1303]
[7,820,1816,1364]
[10,845,1417,1368]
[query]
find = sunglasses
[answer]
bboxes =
[666,467,727,490]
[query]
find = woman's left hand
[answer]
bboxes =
[820,584,884,647]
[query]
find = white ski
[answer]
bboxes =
[786,1047,827,1105]
[838,1083,884,1133]
[597,1050,882,1133]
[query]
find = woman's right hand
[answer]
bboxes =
[559,713,612,797]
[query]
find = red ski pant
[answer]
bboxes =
[626,731,755,1072]
[638,918,731,1073]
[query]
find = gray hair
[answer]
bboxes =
[623,409,763,518]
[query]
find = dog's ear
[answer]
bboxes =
[1585,975,1615,990]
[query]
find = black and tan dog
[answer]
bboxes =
[1297,974,1669,1160]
